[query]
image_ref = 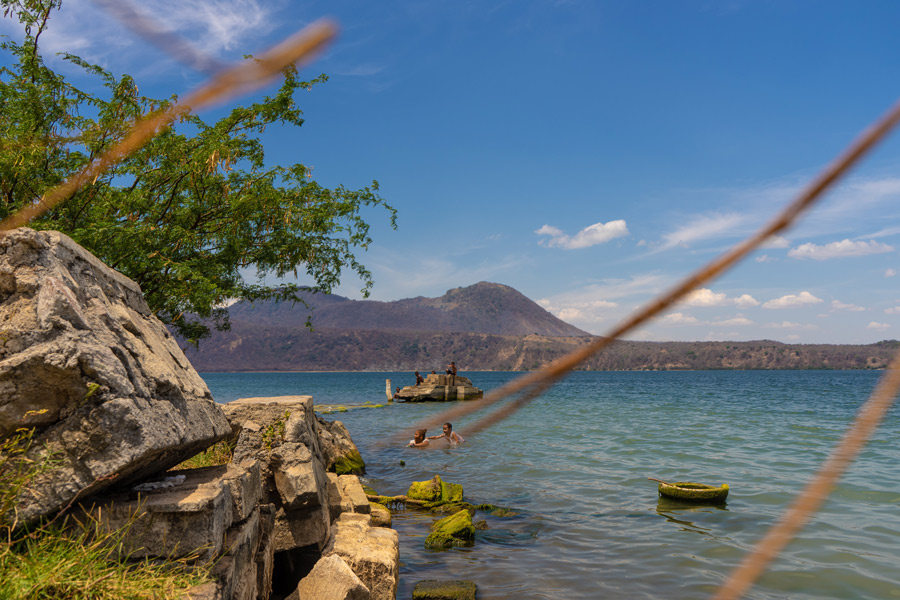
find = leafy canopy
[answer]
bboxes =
[0,0,396,344]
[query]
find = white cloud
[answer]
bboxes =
[886,268,897,278]
[661,312,699,324]
[863,225,900,240]
[734,294,760,308]
[832,300,864,312]
[539,296,620,328]
[710,317,753,327]
[765,321,817,330]
[683,288,759,308]
[535,220,629,249]
[755,254,777,263]
[659,212,744,250]
[868,322,891,331]
[884,307,900,315]
[787,239,894,260]
[762,291,823,309]
[684,288,729,307]
[761,235,790,249]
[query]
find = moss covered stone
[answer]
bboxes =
[333,449,365,475]
[412,580,477,600]
[369,502,392,527]
[407,475,465,506]
[424,509,475,549]
[440,481,463,503]
[407,475,443,501]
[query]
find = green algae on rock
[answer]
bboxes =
[425,509,475,549]
[333,449,366,475]
[407,475,463,504]
[412,579,477,600]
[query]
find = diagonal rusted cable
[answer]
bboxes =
[394,94,900,598]
[396,95,900,446]
[0,19,337,233]
[711,351,900,599]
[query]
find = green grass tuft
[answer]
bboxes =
[1,428,211,599]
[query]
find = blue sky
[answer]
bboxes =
[5,0,900,344]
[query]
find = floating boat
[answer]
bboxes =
[653,480,729,503]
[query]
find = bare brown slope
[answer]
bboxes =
[225,281,590,337]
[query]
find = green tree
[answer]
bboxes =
[0,0,396,344]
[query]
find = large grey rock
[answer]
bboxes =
[0,228,230,523]
[326,473,372,520]
[224,397,335,552]
[325,512,399,600]
[395,374,483,402]
[316,416,366,475]
[294,554,370,600]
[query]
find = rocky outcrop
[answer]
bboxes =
[395,374,483,402]
[0,231,397,599]
[0,228,230,523]
[79,397,396,600]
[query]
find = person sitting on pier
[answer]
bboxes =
[393,386,401,400]
[407,428,430,448]
[428,422,464,446]
[415,371,424,385]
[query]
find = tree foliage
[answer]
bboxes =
[0,0,396,344]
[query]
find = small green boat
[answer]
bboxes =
[655,480,729,503]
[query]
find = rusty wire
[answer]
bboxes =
[397,96,900,597]
[0,18,337,232]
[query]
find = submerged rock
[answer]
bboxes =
[0,228,230,523]
[412,580,477,600]
[424,509,475,549]
[407,475,464,505]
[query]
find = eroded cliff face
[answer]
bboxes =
[0,228,230,523]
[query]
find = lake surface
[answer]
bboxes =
[201,370,900,600]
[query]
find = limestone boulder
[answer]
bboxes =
[78,462,263,562]
[325,512,399,600]
[0,228,230,523]
[294,554,370,600]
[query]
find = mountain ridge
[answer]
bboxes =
[225,281,590,337]
[183,282,898,372]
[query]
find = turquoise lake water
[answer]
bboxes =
[200,370,900,600]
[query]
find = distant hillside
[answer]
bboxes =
[185,327,898,372]
[224,281,590,337]
[182,282,899,372]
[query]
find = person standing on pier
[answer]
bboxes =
[446,361,457,386]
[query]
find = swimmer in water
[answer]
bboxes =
[407,428,430,448]
[428,422,464,446]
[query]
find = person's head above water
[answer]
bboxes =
[443,422,453,434]
[414,428,427,442]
